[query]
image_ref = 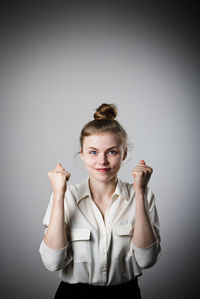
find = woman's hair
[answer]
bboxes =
[79,103,128,150]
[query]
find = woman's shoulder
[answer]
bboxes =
[67,177,89,191]
[118,178,155,201]
[64,177,90,201]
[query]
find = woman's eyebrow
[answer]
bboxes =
[87,146,119,150]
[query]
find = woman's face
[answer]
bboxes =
[81,133,127,182]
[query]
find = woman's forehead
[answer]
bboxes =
[83,133,121,148]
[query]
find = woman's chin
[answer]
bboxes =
[89,172,117,182]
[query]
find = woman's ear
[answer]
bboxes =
[80,148,84,160]
[122,146,127,161]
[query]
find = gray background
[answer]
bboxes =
[0,1,200,298]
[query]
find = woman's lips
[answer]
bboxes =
[96,168,111,173]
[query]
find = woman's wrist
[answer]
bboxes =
[134,184,147,195]
[134,185,149,210]
[53,192,65,202]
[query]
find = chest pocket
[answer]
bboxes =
[70,228,91,262]
[112,225,134,258]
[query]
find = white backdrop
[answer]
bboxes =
[0,2,199,298]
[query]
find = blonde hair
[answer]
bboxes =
[80,103,128,150]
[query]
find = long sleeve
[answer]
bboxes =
[132,187,161,269]
[39,192,72,272]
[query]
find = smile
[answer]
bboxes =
[96,168,111,173]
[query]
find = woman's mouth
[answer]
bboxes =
[96,168,111,173]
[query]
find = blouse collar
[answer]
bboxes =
[76,177,130,204]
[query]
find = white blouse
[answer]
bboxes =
[39,177,161,286]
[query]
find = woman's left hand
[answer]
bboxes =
[132,160,153,191]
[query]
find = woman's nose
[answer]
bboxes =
[98,153,109,164]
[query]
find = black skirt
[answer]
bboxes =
[54,277,142,299]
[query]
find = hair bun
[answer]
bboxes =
[94,103,117,120]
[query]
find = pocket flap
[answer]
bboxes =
[70,228,90,241]
[115,225,134,236]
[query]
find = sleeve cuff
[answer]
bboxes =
[132,239,161,269]
[39,239,69,272]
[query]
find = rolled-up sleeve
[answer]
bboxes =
[39,239,70,272]
[132,187,161,269]
[132,238,161,269]
[39,192,72,272]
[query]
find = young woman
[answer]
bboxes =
[39,103,161,298]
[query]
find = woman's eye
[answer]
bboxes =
[90,151,97,155]
[108,150,117,155]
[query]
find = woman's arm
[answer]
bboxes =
[131,160,161,268]
[132,187,157,248]
[44,163,70,249]
[39,192,69,272]
[39,163,71,272]
[44,192,68,249]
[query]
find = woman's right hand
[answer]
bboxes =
[48,163,71,195]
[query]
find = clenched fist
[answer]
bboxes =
[48,163,71,195]
[132,160,153,191]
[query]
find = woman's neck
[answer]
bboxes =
[89,176,118,201]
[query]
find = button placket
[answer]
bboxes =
[99,230,107,282]
[98,196,118,282]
